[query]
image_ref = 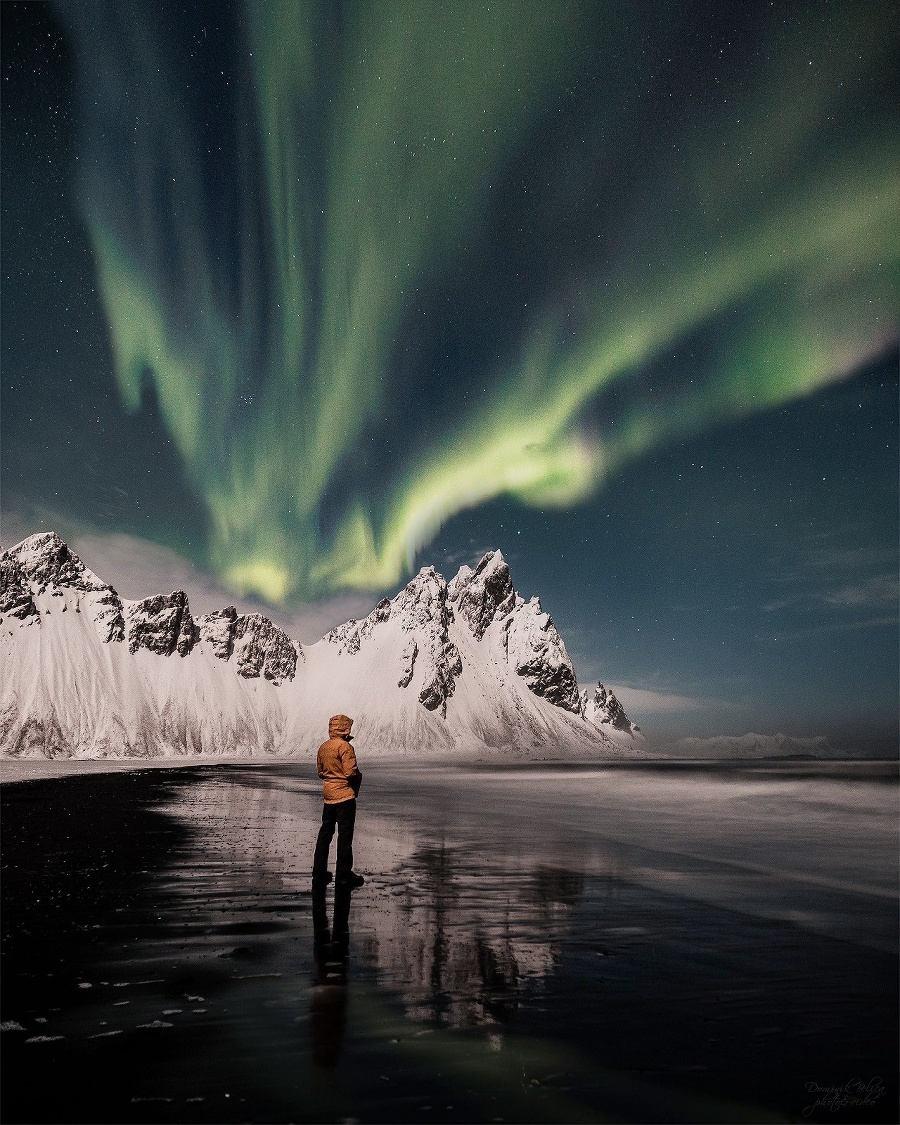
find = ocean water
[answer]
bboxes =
[1,759,897,1123]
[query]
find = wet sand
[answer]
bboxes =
[1,760,897,1124]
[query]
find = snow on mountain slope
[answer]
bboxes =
[0,533,642,761]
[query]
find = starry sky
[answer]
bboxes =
[2,0,897,749]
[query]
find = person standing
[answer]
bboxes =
[312,714,364,888]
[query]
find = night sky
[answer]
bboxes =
[2,0,897,748]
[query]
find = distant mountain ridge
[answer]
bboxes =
[0,533,642,761]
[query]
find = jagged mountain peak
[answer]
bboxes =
[393,566,449,627]
[0,534,299,685]
[323,563,460,715]
[2,532,124,642]
[127,590,196,657]
[1,532,643,759]
[230,612,299,683]
[448,549,517,640]
[7,531,113,595]
[326,564,451,655]
[582,683,640,734]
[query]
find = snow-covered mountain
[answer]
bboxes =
[0,533,642,761]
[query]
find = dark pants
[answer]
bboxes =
[313,798,356,882]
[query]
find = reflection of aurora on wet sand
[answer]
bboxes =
[1,760,897,1123]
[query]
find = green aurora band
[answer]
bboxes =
[63,0,898,602]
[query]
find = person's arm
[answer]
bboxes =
[340,741,360,777]
[341,741,362,794]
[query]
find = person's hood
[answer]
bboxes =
[328,714,353,739]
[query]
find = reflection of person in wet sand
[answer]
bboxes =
[310,883,352,1070]
[312,714,365,889]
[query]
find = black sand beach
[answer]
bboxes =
[1,760,897,1124]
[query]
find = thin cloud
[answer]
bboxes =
[823,573,898,609]
[289,594,384,644]
[774,614,898,642]
[607,685,718,715]
[766,541,899,617]
[801,545,898,575]
[654,733,836,759]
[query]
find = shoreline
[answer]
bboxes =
[2,753,896,786]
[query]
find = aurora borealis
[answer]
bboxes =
[2,0,898,743]
[30,0,899,602]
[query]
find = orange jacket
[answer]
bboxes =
[317,714,361,804]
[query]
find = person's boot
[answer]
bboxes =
[337,872,365,888]
[312,870,333,888]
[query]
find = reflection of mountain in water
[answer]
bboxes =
[153,767,586,1035]
[359,844,583,1032]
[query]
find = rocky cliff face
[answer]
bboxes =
[448,550,516,640]
[197,606,238,659]
[505,596,582,713]
[127,592,196,656]
[327,566,462,716]
[447,551,584,715]
[148,601,300,682]
[390,568,462,716]
[0,556,38,624]
[231,613,299,683]
[0,534,300,684]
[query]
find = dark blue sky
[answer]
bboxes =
[428,361,897,745]
[2,1,897,748]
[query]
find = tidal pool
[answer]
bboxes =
[1,759,896,1123]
